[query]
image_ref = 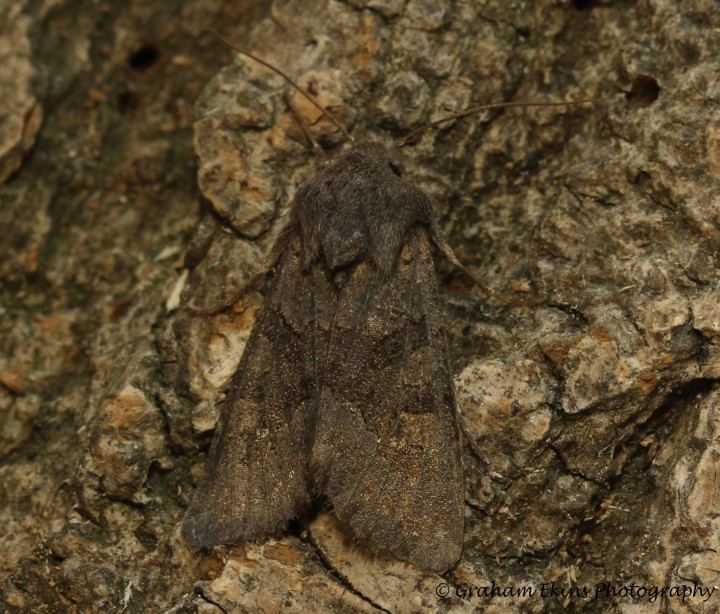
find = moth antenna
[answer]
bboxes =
[428,223,544,307]
[209,29,353,143]
[284,91,321,153]
[391,98,596,149]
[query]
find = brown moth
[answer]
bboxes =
[182,35,592,572]
[183,139,464,572]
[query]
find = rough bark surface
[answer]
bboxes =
[1,0,718,613]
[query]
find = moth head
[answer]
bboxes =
[327,141,405,181]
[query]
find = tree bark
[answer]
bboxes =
[2,0,719,612]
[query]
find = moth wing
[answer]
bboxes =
[183,240,316,547]
[312,228,464,572]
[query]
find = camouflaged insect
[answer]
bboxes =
[183,141,464,572]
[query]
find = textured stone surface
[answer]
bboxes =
[1,0,719,612]
[0,6,42,184]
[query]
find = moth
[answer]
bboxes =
[182,34,591,572]
[183,138,464,571]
